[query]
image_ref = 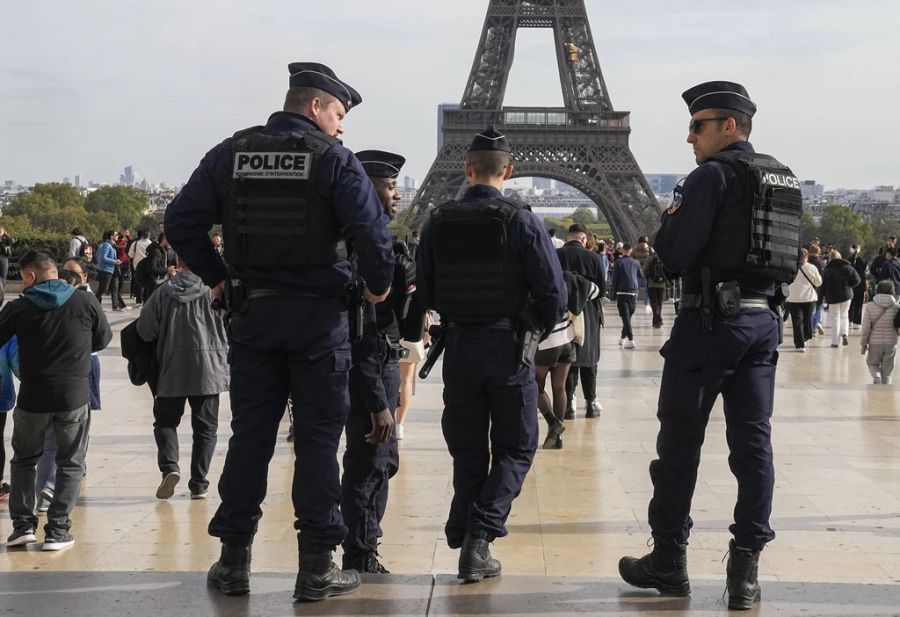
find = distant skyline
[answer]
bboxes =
[2,1,899,190]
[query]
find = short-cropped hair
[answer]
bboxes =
[284,87,337,113]
[465,150,510,178]
[18,250,56,272]
[568,223,588,235]
[877,280,895,295]
[711,108,753,137]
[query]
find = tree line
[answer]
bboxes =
[2,183,157,243]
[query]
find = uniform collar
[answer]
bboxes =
[264,111,322,134]
[722,140,754,154]
[461,184,503,202]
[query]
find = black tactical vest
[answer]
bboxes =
[223,127,342,270]
[431,198,528,322]
[700,150,802,284]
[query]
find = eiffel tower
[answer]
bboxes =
[405,0,661,242]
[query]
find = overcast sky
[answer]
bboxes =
[2,1,898,190]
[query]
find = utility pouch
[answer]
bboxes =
[715,281,742,320]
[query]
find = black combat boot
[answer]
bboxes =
[294,550,361,602]
[342,551,390,574]
[207,544,251,596]
[726,540,761,610]
[585,400,601,418]
[458,534,502,583]
[618,535,690,596]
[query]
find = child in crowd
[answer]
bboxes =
[860,280,900,385]
[35,263,102,511]
[0,337,20,500]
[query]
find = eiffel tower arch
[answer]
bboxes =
[405,0,662,242]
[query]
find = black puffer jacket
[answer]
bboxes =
[822,258,862,304]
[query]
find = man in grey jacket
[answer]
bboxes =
[136,255,228,500]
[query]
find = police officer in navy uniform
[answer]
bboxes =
[619,82,801,610]
[164,62,395,603]
[340,150,425,574]
[417,127,566,583]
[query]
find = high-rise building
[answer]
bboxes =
[800,180,825,202]
[403,176,416,191]
[74,175,82,188]
[645,174,681,196]
[437,103,460,152]
[120,166,135,186]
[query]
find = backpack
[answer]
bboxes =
[650,255,667,284]
[76,237,90,258]
[144,243,169,278]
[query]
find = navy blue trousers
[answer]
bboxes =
[341,360,401,558]
[208,296,350,553]
[441,327,538,548]
[648,308,779,551]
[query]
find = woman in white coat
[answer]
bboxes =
[786,248,822,352]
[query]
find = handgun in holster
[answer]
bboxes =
[517,306,543,368]
[345,277,366,344]
[212,277,245,320]
[769,283,788,345]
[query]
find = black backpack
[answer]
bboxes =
[650,255,667,284]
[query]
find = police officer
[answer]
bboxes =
[417,127,566,583]
[340,150,425,574]
[619,82,802,610]
[164,62,395,602]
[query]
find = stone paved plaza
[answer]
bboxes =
[2,303,899,616]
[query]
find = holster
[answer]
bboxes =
[516,307,542,367]
[345,278,366,344]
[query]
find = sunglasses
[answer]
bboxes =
[688,117,729,134]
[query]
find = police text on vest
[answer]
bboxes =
[233,153,312,179]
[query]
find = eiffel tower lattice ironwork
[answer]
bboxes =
[405,0,662,241]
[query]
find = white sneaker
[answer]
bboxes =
[624,340,636,350]
[797,348,806,353]
[619,338,626,347]
[397,424,405,440]
[42,532,75,551]
[816,323,825,335]
[6,528,37,547]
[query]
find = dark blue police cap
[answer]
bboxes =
[356,150,406,179]
[682,81,756,118]
[469,125,510,153]
[288,62,362,112]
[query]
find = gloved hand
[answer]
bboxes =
[399,339,426,363]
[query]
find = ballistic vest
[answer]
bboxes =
[375,241,417,338]
[700,150,802,284]
[223,127,342,270]
[431,198,528,322]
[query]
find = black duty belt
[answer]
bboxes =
[446,318,515,330]
[386,346,409,362]
[380,333,410,363]
[245,289,324,301]
[679,294,770,310]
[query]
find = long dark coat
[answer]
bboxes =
[557,241,606,367]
